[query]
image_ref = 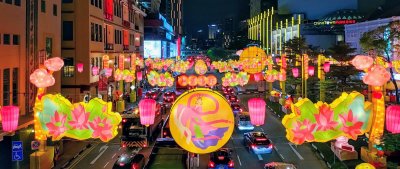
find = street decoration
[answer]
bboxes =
[1,106,19,132]
[308,66,315,76]
[351,55,374,70]
[362,65,391,87]
[136,71,143,81]
[248,98,266,126]
[222,72,250,87]
[282,92,373,145]
[323,62,331,73]
[239,46,268,74]
[169,88,234,154]
[171,60,190,73]
[92,66,99,76]
[77,63,84,73]
[194,60,208,75]
[104,68,112,77]
[355,163,376,169]
[188,75,198,86]
[139,99,157,126]
[253,72,263,82]
[197,75,207,86]
[178,74,189,87]
[178,74,217,87]
[211,61,233,73]
[146,70,174,87]
[31,57,122,142]
[385,105,400,134]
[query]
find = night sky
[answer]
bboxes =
[183,0,249,36]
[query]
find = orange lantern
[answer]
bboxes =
[178,75,188,87]
[197,75,207,86]
[206,75,217,87]
[188,75,198,86]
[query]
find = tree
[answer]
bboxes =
[206,47,229,61]
[359,21,400,103]
[327,42,362,93]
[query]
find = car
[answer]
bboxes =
[163,91,177,106]
[231,103,243,116]
[208,148,234,169]
[264,162,296,169]
[244,132,273,154]
[222,86,234,95]
[237,114,254,131]
[113,154,145,169]
[144,90,160,100]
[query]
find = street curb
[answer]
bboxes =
[60,143,92,169]
[310,143,348,169]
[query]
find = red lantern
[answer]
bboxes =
[308,66,315,76]
[188,75,198,87]
[386,105,400,134]
[105,68,112,77]
[139,99,156,126]
[372,91,382,99]
[197,75,207,86]
[1,106,19,132]
[323,62,331,73]
[137,71,143,81]
[248,98,266,126]
[254,73,262,82]
[92,66,99,76]
[178,75,188,87]
[292,68,299,78]
[77,63,84,73]
[206,75,217,87]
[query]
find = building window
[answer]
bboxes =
[14,0,21,6]
[5,0,12,4]
[91,0,102,9]
[3,69,10,106]
[12,35,19,45]
[91,23,103,42]
[41,0,46,13]
[91,23,95,41]
[12,68,18,105]
[46,38,53,56]
[63,21,73,41]
[91,0,94,5]
[62,0,73,3]
[99,0,102,9]
[63,58,74,77]
[53,4,57,16]
[3,34,10,45]
[113,0,121,17]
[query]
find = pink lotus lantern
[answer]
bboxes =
[139,99,157,126]
[308,66,315,76]
[1,106,19,132]
[92,66,99,76]
[44,57,64,71]
[30,68,55,88]
[248,98,266,126]
[292,68,299,78]
[323,62,331,73]
[275,57,281,63]
[137,71,143,81]
[351,55,374,70]
[254,73,262,82]
[77,63,84,73]
[386,105,400,134]
[105,68,112,77]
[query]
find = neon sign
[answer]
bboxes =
[314,20,356,25]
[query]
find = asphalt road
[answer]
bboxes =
[67,91,327,169]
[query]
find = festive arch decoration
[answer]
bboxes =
[169,88,234,154]
[282,92,373,145]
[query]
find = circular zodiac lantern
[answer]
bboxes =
[169,88,234,154]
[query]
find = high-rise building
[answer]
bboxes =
[250,0,277,18]
[170,0,183,36]
[208,24,218,40]
[223,18,234,48]
[61,0,146,102]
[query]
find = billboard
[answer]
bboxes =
[144,41,162,58]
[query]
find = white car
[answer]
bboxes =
[237,114,254,131]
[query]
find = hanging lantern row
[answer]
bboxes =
[177,74,217,87]
[253,73,263,82]
[264,69,286,82]
[222,72,250,87]
[147,71,174,87]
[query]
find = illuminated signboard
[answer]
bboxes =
[144,41,162,58]
[314,20,356,25]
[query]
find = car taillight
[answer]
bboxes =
[131,164,137,169]
[122,119,127,123]
[228,160,234,167]
[236,99,239,102]
[240,108,243,112]
[143,144,147,147]
[251,144,256,149]
[208,161,215,168]
[163,132,167,136]
[119,163,125,166]
[268,144,273,148]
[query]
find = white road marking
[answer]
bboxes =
[118,147,122,151]
[257,155,263,161]
[288,143,304,160]
[112,153,116,159]
[90,145,109,164]
[279,154,285,160]
[103,161,109,168]
[260,128,264,132]
[236,155,242,166]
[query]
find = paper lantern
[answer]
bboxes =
[363,65,391,87]
[178,75,188,87]
[275,57,281,63]
[254,73,262,82]
[292,68,299,78]
[105,68,112,77]
[308,66,315,76]
[1,106,19,132]
[188,75,198,87]
[248,98,266,126]
[351,55,374,70]
[139,99,156,126]
[323,62,331,73]
[92,66,99,76]
[137,71,143,81]
[197,75,207,86]
[30,68,55,88]
[77,63,84,73]
[206,75,217,87]
[44,57,64,71]
[386,105,400,134]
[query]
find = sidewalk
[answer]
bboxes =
[53,140,91,169]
